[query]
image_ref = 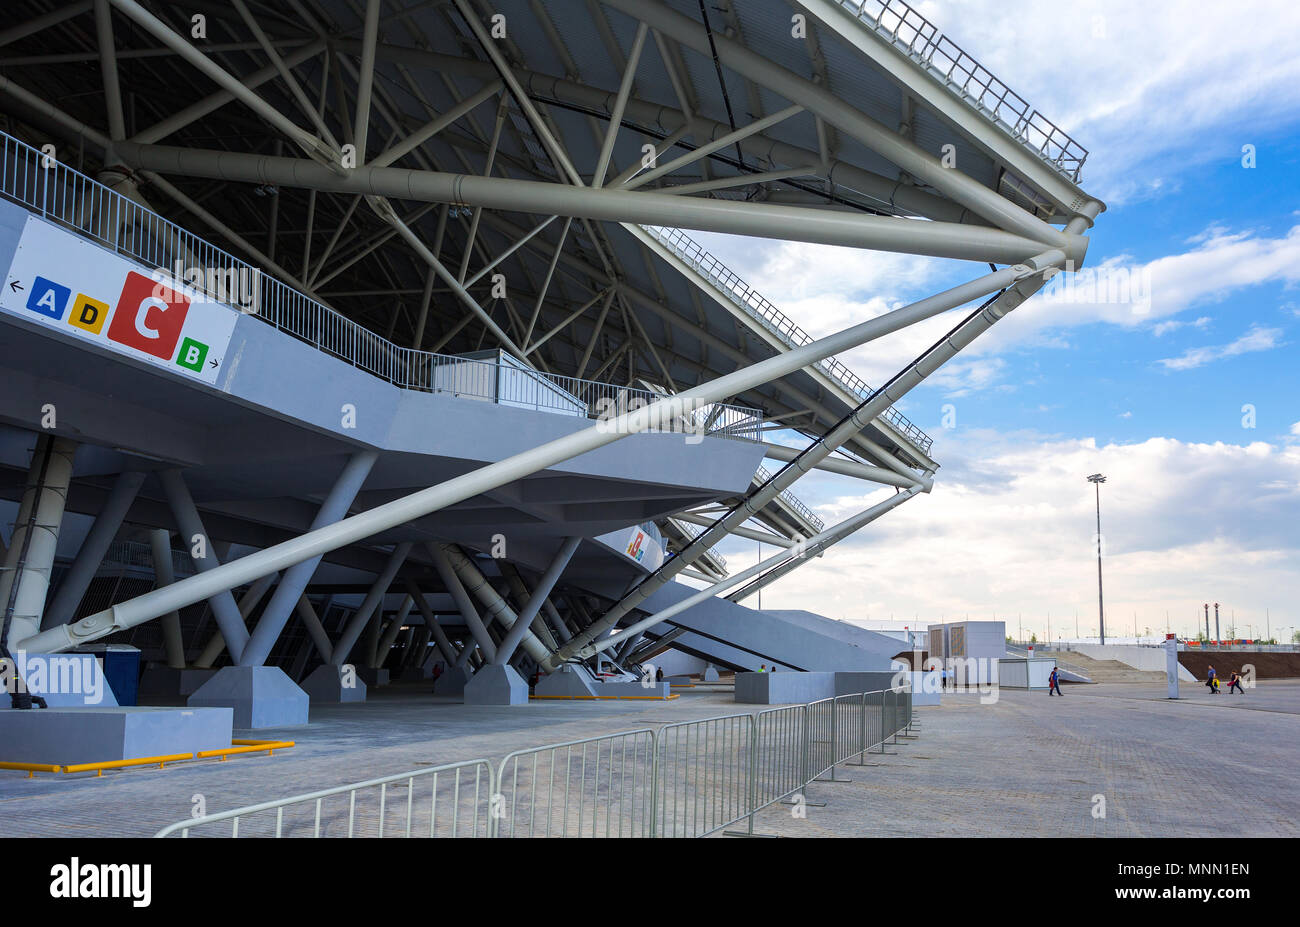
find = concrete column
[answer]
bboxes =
[158,469,250,663]
[240,451,378,666]
[429,543,497,663]
[330,541,412,665]
[193,571,278,668]
[42,470,145,629]
[373,595,414,667]
[493,537,580,666]
[149,528,186,669]
[293,594,333,663]
[0,434,77,651]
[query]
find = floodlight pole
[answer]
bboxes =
[1088,474,1106,646]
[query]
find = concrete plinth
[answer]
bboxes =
[535,663,599,697]
[463,664,529,705]
[356,667,389,687]
[0,653,118,708]
[596,680,672,698]
[432,665,470,696]
[833,671,899,696]
[703,665,720,682]
[0,706,233,765]
[300,664,368,703]
[187,666,310,728]
[736,671,835,704]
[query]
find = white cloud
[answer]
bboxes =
[919,0,1300,202]
[1152,316,1211,336]
[712,431,1300,638]
[1157,324,1284,370]
[683,224,1300,396]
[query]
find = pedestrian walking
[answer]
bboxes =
[1227,670,1244,694]
[1206,664,1217,695]
[1048,666,1063,696]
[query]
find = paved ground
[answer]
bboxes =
[747,681,1300,838]
[2,680,1296,837]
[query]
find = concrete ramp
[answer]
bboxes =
[636,582,901,672]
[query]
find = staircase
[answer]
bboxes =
[1050,651,1166,684]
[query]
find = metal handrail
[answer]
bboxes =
[642,225,933,455]
[665,516,727,570]
[754,464,826,533]
[0,129,762,441]
[838,0,1088,181]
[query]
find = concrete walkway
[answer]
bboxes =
[4,681,1296,838]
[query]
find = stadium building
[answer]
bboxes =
[0,0,1100,746]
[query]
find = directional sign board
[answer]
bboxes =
[1,216,239,385]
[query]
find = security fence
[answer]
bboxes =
[156,686,914,838]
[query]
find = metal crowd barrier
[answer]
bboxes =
[494,729,656,838]
[154,758,494,838]
[154,687,914,838]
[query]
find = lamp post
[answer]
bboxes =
[1087,473,1107,645]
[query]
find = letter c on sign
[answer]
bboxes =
[134,296,168,339]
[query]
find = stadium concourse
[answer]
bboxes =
[0,0,1101,818]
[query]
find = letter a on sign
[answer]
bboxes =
[107,271,191,360]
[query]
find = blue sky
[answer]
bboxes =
[679,0,1300,643]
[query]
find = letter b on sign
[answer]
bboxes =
[107,271,191,360]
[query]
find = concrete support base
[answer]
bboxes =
[736,671,835,704]
[356,667,389,687]
[535,663,599,697]
[187,666,310,728]
[463,663,529,705]
[0,706,233,765]
[596,679,672,698]
[432,664,471,696]
[703,665,721,682]
[300,664,368,704]
[0,654,117,708]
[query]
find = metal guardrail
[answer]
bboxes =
[754,464,826,533]
[665,516,727,571]
[154,686,914,838]
[643,225,933,456]
[838,0,1088,181]
[0,130,762,441]
[153,758,495,837]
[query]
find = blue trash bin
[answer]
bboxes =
[74,644,141,705]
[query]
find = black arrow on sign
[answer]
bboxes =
[9,280,22,292]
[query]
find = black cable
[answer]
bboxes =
[697,0,746,169]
